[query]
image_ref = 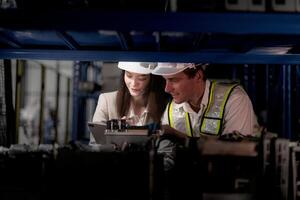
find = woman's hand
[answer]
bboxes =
[121,116,138,125]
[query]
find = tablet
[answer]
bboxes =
[87,122,106,144]
[88,122,151,146]
[105,129,150,146]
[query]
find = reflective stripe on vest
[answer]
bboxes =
[168,101,193,137]
[200,81,238,135]
[167,81,238,136]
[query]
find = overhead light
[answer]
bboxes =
[246,47,291,55]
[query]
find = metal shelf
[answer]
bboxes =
[1,11,300,63]
[1,8,299,139]
[1,49,300,64]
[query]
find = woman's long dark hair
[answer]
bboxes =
[116,70,170,123]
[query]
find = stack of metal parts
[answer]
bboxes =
[291,144,300,200]
[260,133,300,200]
[0,144,54,200]
[159,134,300,200]
[0,138,262,200]
[49,142,152,200]
[0,142,159,200]
[163,135,260,200]
[188,133,300,200]
[2,134,300,200]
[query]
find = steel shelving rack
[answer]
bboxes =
[0,9,299,139]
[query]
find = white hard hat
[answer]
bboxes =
[151,62,208,76]
[118,62,157,74]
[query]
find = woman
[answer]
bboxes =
[90,61,169,144]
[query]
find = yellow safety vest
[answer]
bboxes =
[167,81,239,137]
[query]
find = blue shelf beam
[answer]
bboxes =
[116,32,132,50]
[56,31,80,50]
[3,49,300,63]
[2,12,300,63]
[0,32,21,48]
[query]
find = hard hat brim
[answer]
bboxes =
[118,62,153,74]
[151,66,188,76]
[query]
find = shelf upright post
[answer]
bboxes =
[231,65,238,81]
[38,64,46,144]
[54,69,60,143]
[72,61,89,141]
[72,61,80,141]
[0,60,7,146]
[266,65,283,136]
[93,62,102,101]
[78,62,88,141]
[263,64,270,128]
[282,64,292,139]
[265,65,269,112]
[91,62,101,115]
[243,64,257,113]
[251,65,257,109]
[64,77,71,144]
[15,60,24,144]
[296,65,300,139]
[4,59,15,146]
[243,64,249,92]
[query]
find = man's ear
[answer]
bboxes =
[195,70,204,81]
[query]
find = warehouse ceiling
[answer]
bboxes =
[1,1,300,63]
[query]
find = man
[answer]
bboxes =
[152,62,260,199]
[152,62,260,142]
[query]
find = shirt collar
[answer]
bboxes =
[127,102,149,118]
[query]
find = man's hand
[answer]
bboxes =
[160,125,187,144]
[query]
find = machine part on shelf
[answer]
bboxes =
[275,138,290,200]
[272,0,297,12]
[262,132,277,175]
[200,139,258,157]
[225,0,248,11]
[202,193,254,200]
[249,0,266,12]
[0,0,17,9]
[263,136,272,175]
[2,132,300,199]
[291,146,300,200]
[176,0,225,12]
